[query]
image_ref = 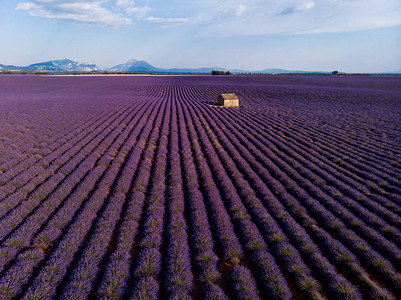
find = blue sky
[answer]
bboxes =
[1,0,401,72]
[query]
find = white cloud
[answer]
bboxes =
[17,2,40,10]
[281,0,315,15]
[295,0,314,12]
[16,0,401,33]
[126,6,150,18]
[16,0,186,26]
[200,0,401,37]
[116,0,134,7]
[17,0,132,26]
[114,0,150,18]
[147,16,189,23]
[225,4,249,16]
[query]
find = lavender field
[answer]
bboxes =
[0,74,400,299]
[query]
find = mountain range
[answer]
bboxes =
[0,58,326,74]
[106,59,231,74]
[107,59,334,74]
[0,59,99,72]
[1,58,400,75]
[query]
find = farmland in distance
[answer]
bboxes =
[0,74,400,299]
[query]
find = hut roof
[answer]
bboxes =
[219,93,239,100]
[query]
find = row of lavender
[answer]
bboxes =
[176,77,401,298]
[0,74,400,299]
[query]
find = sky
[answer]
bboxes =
[0,0,401,73]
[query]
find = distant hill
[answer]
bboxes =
[104,59,339,74]
[106,59,159,73]
[107,59,226,74]
[0,59,99,72]
[1,58,400,74]
[26,59,99,72]
[0,64,20,70]
[107,59,329,74]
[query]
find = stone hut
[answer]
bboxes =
[218,93,239,107]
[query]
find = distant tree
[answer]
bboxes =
[332,70,339,75]
[225,71,231,75]
[212,70,225,75]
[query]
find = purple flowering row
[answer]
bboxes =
[225,108,401,265]
[283,111,401,176]
[175,95,231,297]
[181,99,297,299]
[96,100,166,299]
[0,100,125,200]
[191,95,396,296]
[247,106,401,198]
[0,102,117,190]
[203,104,396,296]
[209,102,401,258]
[216,99,399,227]
[125,97,171,298]
[29,101,153,254]
[190,99,364,299]
[59,98,165,299]
[21,99,162,299]
[0,101,139,250]
[96,91,171,299]
[0,101,137,221]
[0,74,400,298]
[161,95,193,297]
[0,100,156,298]
[194,93,399,295]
